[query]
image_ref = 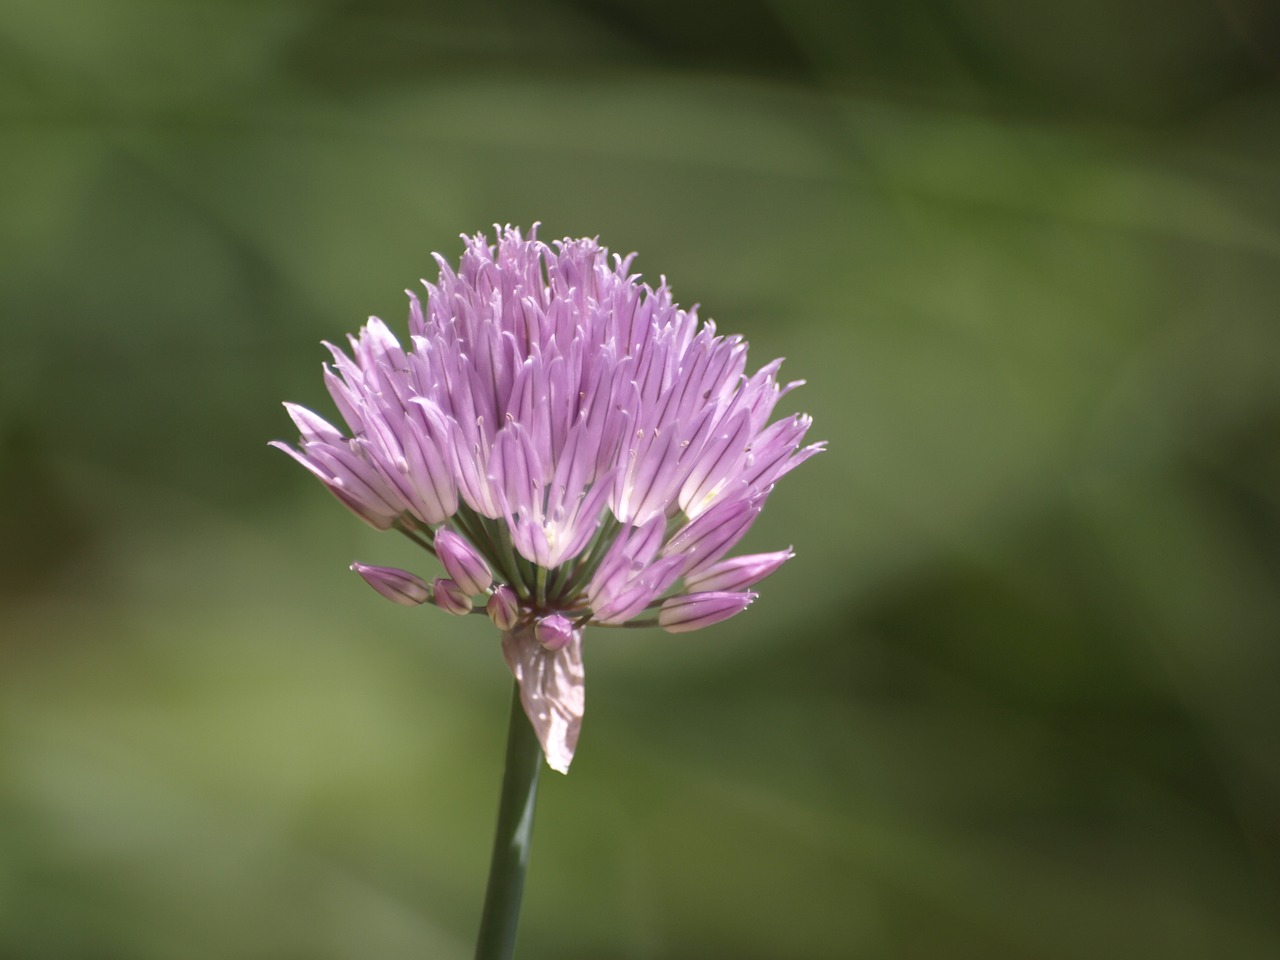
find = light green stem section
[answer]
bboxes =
[474,681,543,960]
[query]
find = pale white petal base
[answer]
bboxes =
[500,624,585,774]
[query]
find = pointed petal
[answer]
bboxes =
[658,591,755,633]
[683,548,794,593]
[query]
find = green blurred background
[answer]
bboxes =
[3,1,1279,957]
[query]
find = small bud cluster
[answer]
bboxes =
[353,534,587,652]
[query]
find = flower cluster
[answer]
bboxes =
[273,227,821,771]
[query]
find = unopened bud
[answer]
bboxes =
[350,563,430,606]
[432,578,473,616]
[535,613,575,651]
[434,528,494,596]
[486,585,520,631]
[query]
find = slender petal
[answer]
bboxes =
[683,548,794,593]
[664,494,763,577]
[658,591,756,633]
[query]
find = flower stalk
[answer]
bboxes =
[273,224,822,957]
[474,679,544,960]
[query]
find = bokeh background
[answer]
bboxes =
[3,1,1279,957]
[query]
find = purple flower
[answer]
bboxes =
[274,226,822,772]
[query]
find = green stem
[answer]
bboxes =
[396,520,437,555]
[474,681,543,960]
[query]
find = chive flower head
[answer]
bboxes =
[273,226,821,771]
